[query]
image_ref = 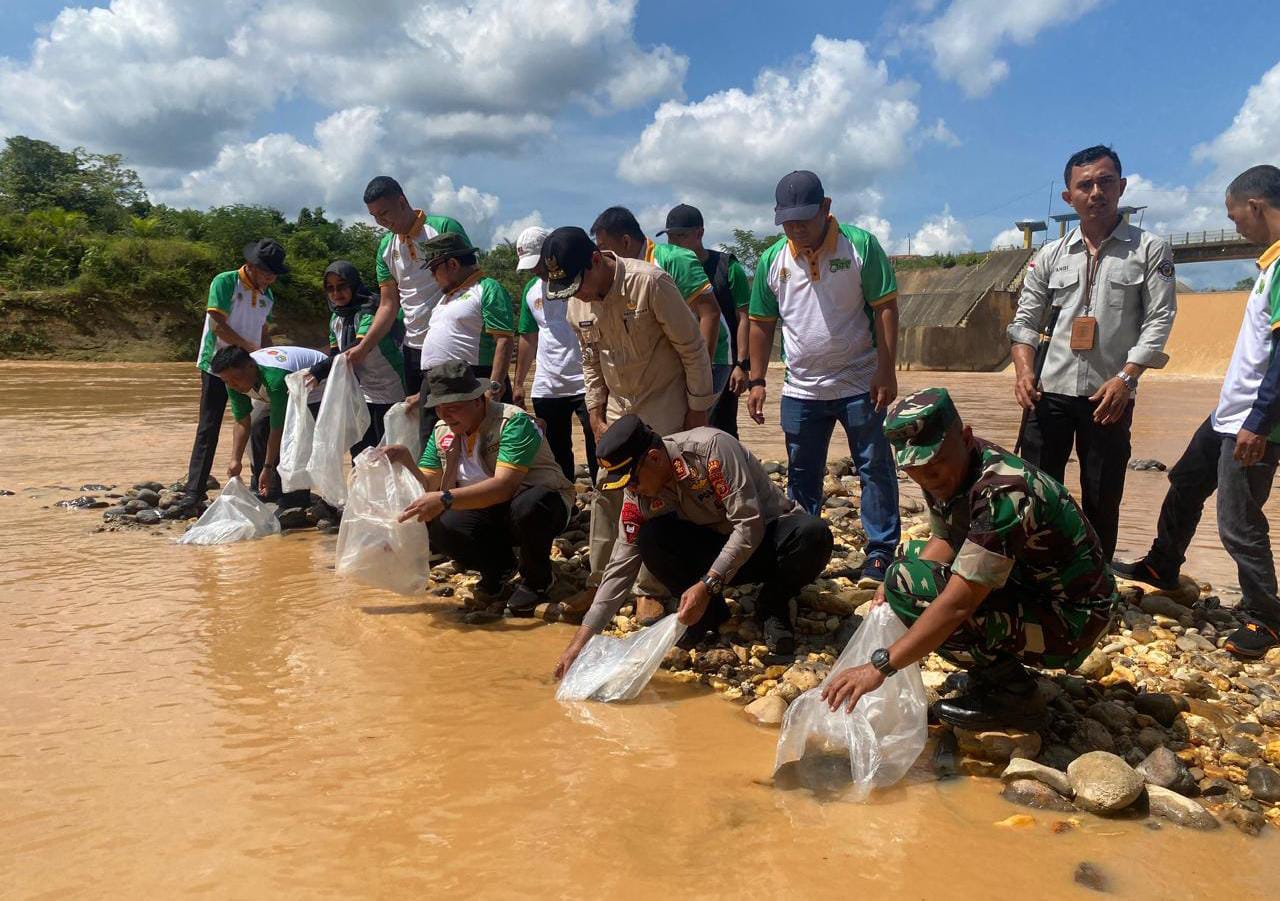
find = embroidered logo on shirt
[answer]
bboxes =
[440,433,456,451]
[621,498,645,543]
[708,459,731,500]
[778,267,791,283]
[1157,259,1175,281]
[672,458,689,481]
[649,497,666,511]
[829,258,852,273]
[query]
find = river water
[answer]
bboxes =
[1,362,1274,898]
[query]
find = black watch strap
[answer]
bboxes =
[747,377,766,389]
[870,648,896,677]
[440,489,455,509]
[736,358,751,372]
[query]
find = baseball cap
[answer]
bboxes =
[243,238,289,275]
[540,226,598,299]
[515,226,550,271]
[596,414,659,490]
[656,203,703,236]
[883,388,960,468]
[773,170,825,225]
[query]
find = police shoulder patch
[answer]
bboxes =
[621,496,645,543]
[672,458,690,481]
[707,459,731,500]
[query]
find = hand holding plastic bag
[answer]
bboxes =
[278,370,316,492]
[335,449,431,595]
[379,400,421,462]
[773,604,927,801]
[557,614,687,702]
[177,477,282,545]
[307,354,370,506]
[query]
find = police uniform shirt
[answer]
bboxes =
[582,428,800,633]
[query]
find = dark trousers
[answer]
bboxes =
[250,401,320,504]
[182,371,229,498]
[1020,392,1134,560]
[404,345,424,400]
[533,394,598,483]
[427,486,568,591]
[353,402,392,457]
[635,512,834,626]
[709,386,740,438]
[418,364,513,446]
[1145,415,1280,630]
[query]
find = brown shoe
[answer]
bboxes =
[559,587,596,615]
[635,595,667,627]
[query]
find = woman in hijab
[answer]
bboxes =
[308,260,407,454]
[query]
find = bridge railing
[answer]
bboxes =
[1165,228,1248,247]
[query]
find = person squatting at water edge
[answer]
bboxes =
[822,388,1118,730]
[380,362,575,618]
[554,414,834,677]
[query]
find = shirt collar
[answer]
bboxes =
[1066,217,1134,249]
[1257,238,1280,271]
[787,216,840,261]
[445,269,485,300]
[237,265,264,307]
[604,251,627,301]
[400,210,427,260]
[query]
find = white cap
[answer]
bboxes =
[516,226,551,271]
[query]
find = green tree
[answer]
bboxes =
[720,228,782,272]
[479,240,526,301]
[0,135,147,230]
[1234,275,1258,290]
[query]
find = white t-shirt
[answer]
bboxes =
[517,277,586,399]
[375,212,471,349]
[749,219,897,400]
[1212,246,1280,438]
[419,275,515,370]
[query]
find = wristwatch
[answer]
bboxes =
[736,358,751,372]
[440,489,455,510]
[701,573,724,595]
[1116,371,1138,391]
[747,378,767,389]
[870,648,896,677]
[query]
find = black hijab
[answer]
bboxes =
[324,260,379,351]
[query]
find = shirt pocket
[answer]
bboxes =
[1106,268,1145,310]
[1047,270,1081,309]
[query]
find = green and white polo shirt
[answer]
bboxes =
[646,240,732,366]
[227,346,328,428]
[328,309,406,405]
[1213,239,1280,441]
[420,272,515,370]
[418,409,543,485]
[517,276,585,399]
[375,211,471,349]
[197,267,274,373]
[749,218,897,400]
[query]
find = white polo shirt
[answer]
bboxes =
[749,218,897,400]
[1212,240,1280,440]
[376,211,471,349]
[517,277,585,399]
[197,267,274,372]
[419,273,515,370]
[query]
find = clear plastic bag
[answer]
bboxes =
[307,354,370,506]
[177,477,282,545]
[773,604,928,801]
[556,613,687,702]
[379,400,421,462]
[334,449,431,595]
[278,370,316,492]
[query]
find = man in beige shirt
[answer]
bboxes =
[540,226,715,619]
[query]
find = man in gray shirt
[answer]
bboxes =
[1008,145,1176,559]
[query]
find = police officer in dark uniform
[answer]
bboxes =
[553,415,834,678]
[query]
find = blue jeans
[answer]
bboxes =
[780,392,900,561]
[711,363,733,397]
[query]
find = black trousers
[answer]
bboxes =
[533,394,598,483]
[1145,416,1280,630]
[352,402,393,457]
[709,386,740,438]
[1019,392,1134,560]
[427,486,568,591]
[635,512,834,625]
[403,345,424,401]
[182,371,229,498]
[250,401,321,503]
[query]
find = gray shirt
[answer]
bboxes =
[582,428,801,633]
[1008,221,1176,397]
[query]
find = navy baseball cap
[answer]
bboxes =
[774,170,825,225]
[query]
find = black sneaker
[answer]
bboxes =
[161,494,203,520]
[506,579,552,618]
[1111,558,1180,592]
[857,556,889,588]
[676,596,729,650]
[934,658,1048,731]
[474,570,515,603]
[1224,621,1280,659]
[762,615,796,657]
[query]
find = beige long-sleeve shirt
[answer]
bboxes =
[568,254,715,437]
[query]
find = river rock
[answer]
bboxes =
[1128,458,1167,472]
[1225,805,1266,837]
[1176,632,1217,654]
[1076,648,1112,681]
[123,498,149,513]
[1256,700,1280,728]
[1136,747,1196,795]
[1146,785,1219,830]
[743,694,788,727]
[1087,701,1133,733]
[134,508,161,525]
[275,507,311,530]
[1132,692,1183,727]
[1140,594,1193,624]
[1069,717,1116,754]
[1067,751,1145,813]
[955,728,1041,763]
[133,481,165,492]
[102,506,130,519]
[1001,757,1074,796]
[1245,765,1280,803]
[134,488,161,506]
[1180,713,1220,747]
[1001,778,1076,812]
[782,665,822,692]
[0,489,13,496]
[1073,862,1110,894]
[696,648,739,672]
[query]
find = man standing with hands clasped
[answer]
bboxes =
[747,170,901,585]
[1008,145,1176,561]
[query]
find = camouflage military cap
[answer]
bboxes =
[884,388,959,467]
[420,232,479,268]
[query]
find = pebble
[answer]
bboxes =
[1067,751,1145,813]
[1139,595,1192,625]
[1073,862,1110,893]
[134,508,161,525]
[955,728,1041,763]
[1136,747,1196,795]
[135,488,161,506]
[1001,757,1073,797]
[742,694,788,727]
[1076,648,1112,681]
[1001,778,1076,812]
[1146,785,1220,830]
[1132,692,1183,727]
[1225,805,1266,837]
[1245,765,1280,803]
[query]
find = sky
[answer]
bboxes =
[1,0,1277,288]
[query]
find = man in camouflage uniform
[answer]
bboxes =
[821,388,1117,730]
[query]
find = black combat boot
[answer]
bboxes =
[935,656,1048,731]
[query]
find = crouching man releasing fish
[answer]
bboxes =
[823,388,1118,730]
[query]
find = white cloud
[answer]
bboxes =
[989,226,1024,249]
[902,207,970,255]
[923,118,961,147]
[491,210,547,247]
[1193,60,1280,185]
[910,0,1102,97]
[619,36,917,243]
[1120,173,1226,235]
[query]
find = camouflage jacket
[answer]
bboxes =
[926,438,1115,606]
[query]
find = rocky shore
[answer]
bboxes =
[27,458,1280,835]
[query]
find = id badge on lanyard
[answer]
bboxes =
[1072,250,1101,351]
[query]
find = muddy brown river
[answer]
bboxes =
[1,362,1274,898]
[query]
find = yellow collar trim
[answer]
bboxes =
[1257,239,1280,271]
[400,210,426,259]
[237,265,263,307]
